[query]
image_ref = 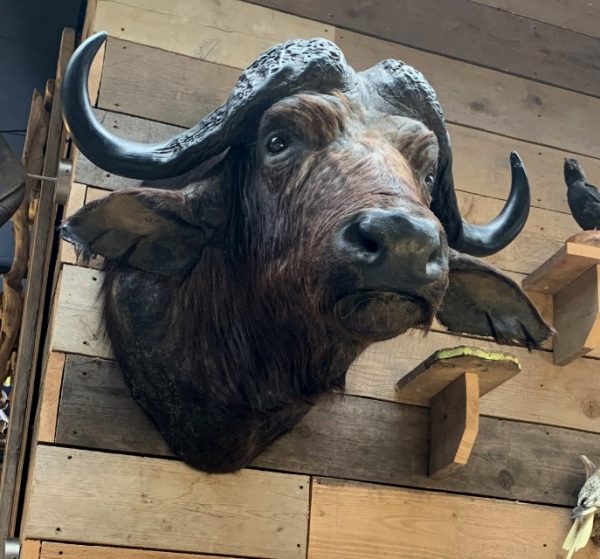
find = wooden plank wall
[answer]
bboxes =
[20,1,600,558]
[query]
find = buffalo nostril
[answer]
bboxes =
[343,221,380,257]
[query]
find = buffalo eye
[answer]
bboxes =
[424,169,436,190]
[267,135,287,155]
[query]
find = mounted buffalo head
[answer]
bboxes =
[61,33,552,472]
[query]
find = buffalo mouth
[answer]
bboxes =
[332,289,438,341]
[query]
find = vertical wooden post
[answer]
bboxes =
[429,372,480,479]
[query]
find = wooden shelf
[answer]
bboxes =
[523,232,600,365]
[396,346,520,479]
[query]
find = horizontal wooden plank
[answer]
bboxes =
[25,446,309,559]
[99,38,239,127]
[245,0,600,98]
[348,329,600,433]
[55,352,600,506]
[472,0,600,39]
[336,30,600,159]
[93,0,333,69]
[41,542,242,559]
[308,478,598,559]
[51,265,111,358]
[52,264,599,431]
[96,41,600,215]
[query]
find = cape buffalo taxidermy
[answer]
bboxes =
[61,33,553,472]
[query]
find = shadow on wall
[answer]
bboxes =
[0,0,84,273]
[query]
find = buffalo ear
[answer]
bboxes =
[61,174,228,275]
[437,250,554,348]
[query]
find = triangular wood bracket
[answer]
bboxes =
[396,346,521,479]
[523,231,600,366]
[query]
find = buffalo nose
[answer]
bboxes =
[339,209,447,287]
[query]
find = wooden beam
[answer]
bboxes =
[308,478,599,558]
[53,353,600,506]
[24,446,309,559]
[21,540,41,559]
[51,265,600,433]
[245,0,600,98]
[36,352,66,443]
[59,183,86,265]
[0,28,74,541]
[41,542,242,559]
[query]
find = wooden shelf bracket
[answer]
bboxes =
[396,346,521,479]
[523,231,600,366]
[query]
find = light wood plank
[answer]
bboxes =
[36,352,65,443]
[52,265,112,358]
[472,0,600,39]
[246,0,600,97]
[60,182,86,265]
[93,0,333,69]
[99,38,238,127]
[25,446,309,559]
[308,478,599,559]
[41,542,242,559]
[51,264,599,431]
[336,30,600,159]
[54,353,600,506]
[21,540,41,559]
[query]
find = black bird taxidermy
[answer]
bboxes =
[564,159,600,231]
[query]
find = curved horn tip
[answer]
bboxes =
[509,151,523,168]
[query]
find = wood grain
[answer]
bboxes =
[59,182,86,265]
[554,265,600,364]
[54,353,600,506]
[246,0,600,97]
[25,446,309,559]
[95,40,600,214]
[336,30,600,159]
[36,352,65,443]
[51,265,600,431]
[0,28,74,541]
[99,38,239,126]
[429,372,480,478]
[472,0,600,38]
[41,542,242,559]
[21,540,41,559]
[308,478,599,559]
[93,0,333,69]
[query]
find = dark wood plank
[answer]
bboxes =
[245,0,600,97]
[98,38,239,127]
[56,353,599,507]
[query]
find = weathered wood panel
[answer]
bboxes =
[98,38,239,126]
[96,41,600,215]
[93,0,333,69]
[308,478,598,559]
[36,352,65,443]
[25,446,309,559]
[51,265,600,431]
[472,0,600,38]
[245,0,600,97]
[336,30,600,159]
[54,353,599,506]
[52,265,110,358]
[41,542,242,559]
